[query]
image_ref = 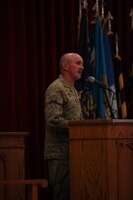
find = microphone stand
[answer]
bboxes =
[97,82,115,119]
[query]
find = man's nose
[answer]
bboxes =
[81,64,84,69]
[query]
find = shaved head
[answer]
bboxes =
[59,53,82,69]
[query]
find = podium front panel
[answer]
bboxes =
[69,120,133,200]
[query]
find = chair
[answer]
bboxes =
[0,179,48,200]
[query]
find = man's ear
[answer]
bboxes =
[63,63,69,71]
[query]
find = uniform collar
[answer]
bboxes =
[59,74,75,89]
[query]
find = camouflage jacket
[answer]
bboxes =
[44,74,83,159]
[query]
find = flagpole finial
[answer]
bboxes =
[115,33,121,60]
[106,11,113,35]
[107,11,113,20]
[92,0,99,16]
[91,0,100,24]
[79,0,82,18]
[101,0,105,19]
[82,0,88,9]
[129,8,133,30]
[95,0,99,15]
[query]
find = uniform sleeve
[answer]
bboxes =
[45,88,68,131]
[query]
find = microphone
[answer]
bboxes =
[85,76,114,93]
[85,76,106,87]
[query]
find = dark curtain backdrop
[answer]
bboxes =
[0,0,132,183]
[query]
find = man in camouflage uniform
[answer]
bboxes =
[44,53,84,200]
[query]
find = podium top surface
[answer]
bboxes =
[69,119,133,139]
[68,119,133,126]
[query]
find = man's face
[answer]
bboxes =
[68,55,84,80]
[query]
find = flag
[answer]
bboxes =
[75,7,89,90]
[92,16,111,119]
[128,27,133,117]
[114,54,127,118]
[75,4,96,119]
[102,23,118,119]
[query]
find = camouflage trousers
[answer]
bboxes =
[48,159,70,200]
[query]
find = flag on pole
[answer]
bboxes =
[128,9,133,117]
[102,23,118,118]
[92,16,111,119]
[76,5,89,90]
[114,53,127,119]
[75,1,96,119]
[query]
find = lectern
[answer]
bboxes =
[0,132,28,200]
[69,119,133,200]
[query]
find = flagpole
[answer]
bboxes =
[77,0,82,42]
[129,8,133,78]
[95,0,99,16]
[129,8,133,30]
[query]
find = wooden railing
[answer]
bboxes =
[0,179,48,200]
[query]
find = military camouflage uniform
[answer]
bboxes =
[44,74,83,200]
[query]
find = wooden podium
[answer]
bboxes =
[0,132,28,200]
[69,119,133,200]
